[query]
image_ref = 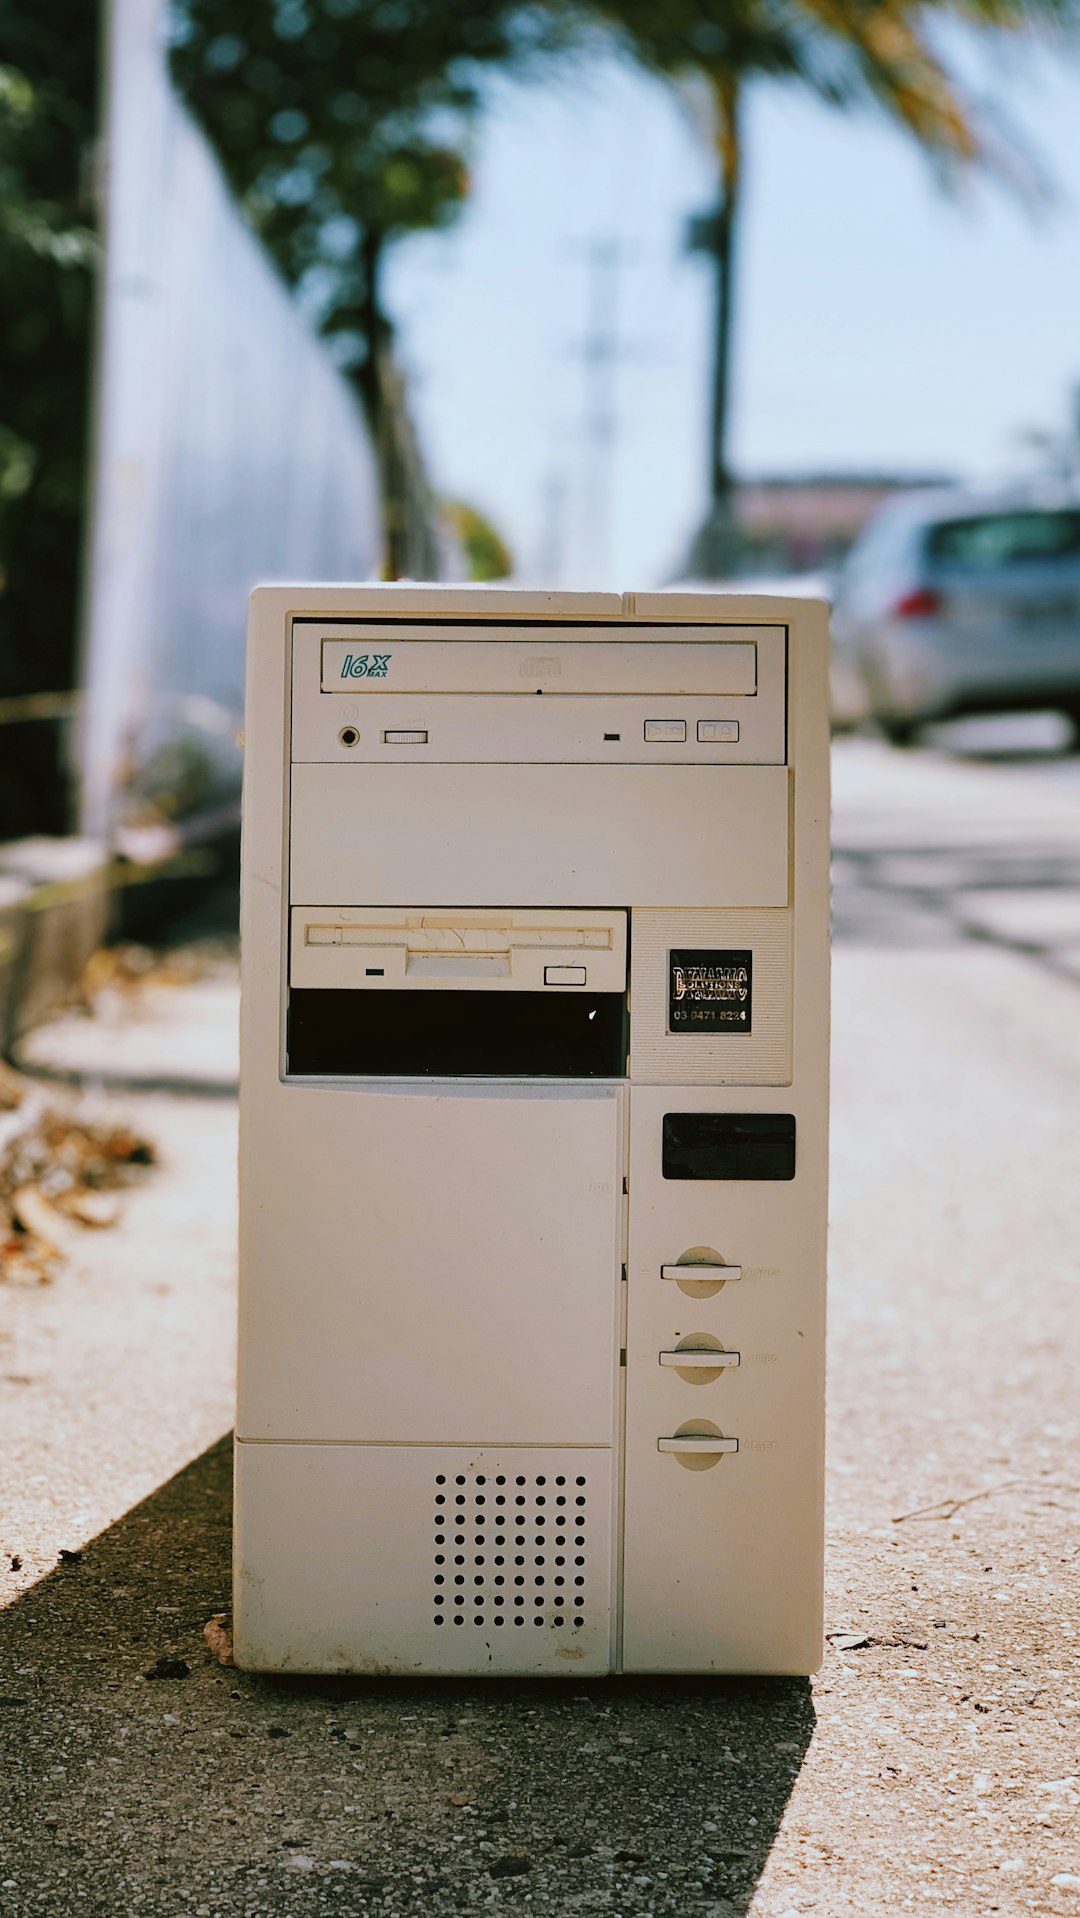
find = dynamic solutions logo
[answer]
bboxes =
[671,961,748,1006]
[669,948,753,1033]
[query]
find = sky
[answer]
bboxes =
[385,44,1080,590]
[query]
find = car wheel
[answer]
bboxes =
[878,715,920,749]
[858,652,920,748]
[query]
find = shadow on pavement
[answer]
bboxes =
[0,1438,814,1916]
[833,838,1080,974]
[9,1057,240,1099]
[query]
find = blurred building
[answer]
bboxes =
[731,473,955,575]
[683,473,956,582]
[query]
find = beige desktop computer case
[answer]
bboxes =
[235,586,830,1676]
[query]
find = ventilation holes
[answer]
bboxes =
[433,1470,588,1632]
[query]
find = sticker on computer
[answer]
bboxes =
[339,652,391,679]
[668,949,752,1033]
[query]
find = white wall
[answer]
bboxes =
[79,0,381,843]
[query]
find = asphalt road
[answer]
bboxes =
[1,726,1079,1918]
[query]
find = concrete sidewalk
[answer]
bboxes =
[2,747,1080,1915]
[0,968,238,1606]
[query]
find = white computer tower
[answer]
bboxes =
[234,586,830,1676]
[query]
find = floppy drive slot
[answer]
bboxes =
[289,908,628,992]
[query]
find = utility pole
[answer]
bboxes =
[569,238,628,583]
[537,469,568,587]
[685,198,741,578]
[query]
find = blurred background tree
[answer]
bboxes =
[168,3,571,418]
[569,0,1074,572]
[169,0,574,573]
[0,3,98,834]
[172,0,1075,584]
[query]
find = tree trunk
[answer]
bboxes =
[357,225,385,432]
[357,227,408,578]
[710,77,741,510]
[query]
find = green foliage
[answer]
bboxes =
[169,0,1074,420]
[442,499,513,581]
[0,3,100,835]
[568,0,1078,550]
[566,0,1013,171]
[168,1,573,369]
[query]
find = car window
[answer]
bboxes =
[927,510,1080,569]
[836,513,911,595]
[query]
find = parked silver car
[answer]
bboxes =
[831,485,1080,744]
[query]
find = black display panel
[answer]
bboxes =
[662,1112,796,1181]
[287,989,628,1078]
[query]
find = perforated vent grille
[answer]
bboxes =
[432,1470,589,1631]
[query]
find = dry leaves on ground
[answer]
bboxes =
[76,940,235,1017]
[0,1062,154,1284]
[203,1614,235,1667]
